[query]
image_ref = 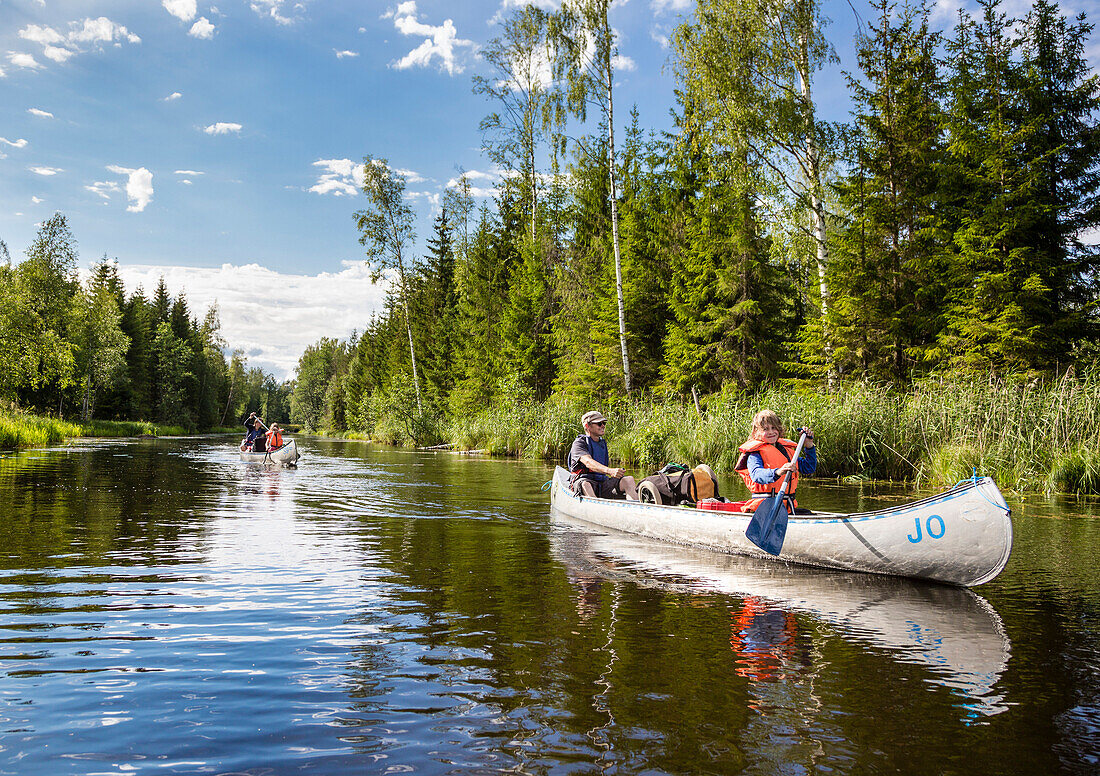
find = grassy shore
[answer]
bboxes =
[0,412,189,450]
[440,375,1100,494]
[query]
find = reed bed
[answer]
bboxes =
[0,413,188,450]
[0,413,83,449]
[436,374,1100,494]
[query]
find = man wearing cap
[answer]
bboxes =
[567,411,638,500]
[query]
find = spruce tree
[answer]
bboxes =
[831,0,946,381]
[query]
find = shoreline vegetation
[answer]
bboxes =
[316,375,1100,496]
[0,412,235,450]
[286,1,1100,502]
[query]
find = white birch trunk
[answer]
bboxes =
[398,263,422,413]
[607,54,632,394]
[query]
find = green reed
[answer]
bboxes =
[434,374,1100,494]
[0,413,188,450]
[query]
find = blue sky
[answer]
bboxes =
[2,0,1096,377]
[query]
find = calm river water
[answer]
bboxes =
[1,436,1097,775]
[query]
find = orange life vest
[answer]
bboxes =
[266,429,283,449]
[734,437,799,511]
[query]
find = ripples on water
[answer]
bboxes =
[0,437,1097,775]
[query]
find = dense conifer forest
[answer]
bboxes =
[0,212,291,431]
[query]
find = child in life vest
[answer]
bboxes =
[266,424,284,450]
[733,409,816,513]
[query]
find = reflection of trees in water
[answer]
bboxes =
[350,516,763,771]
[0,442,217,570]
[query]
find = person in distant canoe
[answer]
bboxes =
[265,423,284,451]
[733,410,816,513]
[241,412,258,451]
[243,415,268,453]
[568,410,638,500]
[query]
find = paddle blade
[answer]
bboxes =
[745,495,790,556]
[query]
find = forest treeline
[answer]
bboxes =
[0,213,291,431]
[289,0,1100,452]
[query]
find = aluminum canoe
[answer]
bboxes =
[239,439,300,465]
[549,466,1012,586]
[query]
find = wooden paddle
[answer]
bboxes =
[745,429,809,556]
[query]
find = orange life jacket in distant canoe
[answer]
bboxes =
[266,429,283,449]
[734,437,799,512]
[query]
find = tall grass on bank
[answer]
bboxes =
[437,375,1100,494]
[0,413,187,450]
[0,413,83,449]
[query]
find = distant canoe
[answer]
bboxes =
[239,439,300,466]
[549,466,1012,586]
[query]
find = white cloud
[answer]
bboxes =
[310,158,365,196]
[8,52,42,69]
[175,169,204,175]
[86,180,121,200]
[190,18,216,39]
[309,158,427,196]
[105,165,154,212]
[30,166,62,175]
[490,0,559,25]
[650,0,692,12]
[108,262,389,379]
[251,0,294,25]
[0,65,5,78]
[165,91,183,101]
[446,168,502,198]
[18,24,64,46]
[395,167,427,184]
[335,49,359,58]
[929,0,966,25]
[17,17,140,69]
[0,137,28,148]
[28,108,54,118]
[32,196,43,204]
[204,122,243,135]
[387,2,476,76]
[69,17,141,45]
[164,0,198,22]
[43,45,75,62]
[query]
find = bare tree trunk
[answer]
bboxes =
[606,27,632,393]
[221,380,234,426]
[81,377,91,422]
[798,25,833,385]
[398,265,422,414]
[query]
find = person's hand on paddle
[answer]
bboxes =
[799,426,815,449]
[606,465,627,479]
[775,460,797,477]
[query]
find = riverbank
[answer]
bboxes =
[331,375,1100,495]
[0,412,197,450]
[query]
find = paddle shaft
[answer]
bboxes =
[773,431,809,501]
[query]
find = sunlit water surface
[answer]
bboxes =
[0,436,1097,775]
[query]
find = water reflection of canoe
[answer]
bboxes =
[549,466,1012,586]
[552,518,1010,718]
[239,439,300,465]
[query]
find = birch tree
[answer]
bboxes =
[354,157,422,412]
[474,4,560,242]
[673,0,839,362]
[553,0,633,392]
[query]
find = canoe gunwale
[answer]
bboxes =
[239,439,300,465]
